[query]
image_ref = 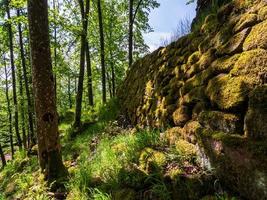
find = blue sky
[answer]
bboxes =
[144,0,196,51]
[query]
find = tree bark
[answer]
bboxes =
[85,40,94,106]
[97,0,106,103]
[0,143,6,168]
[27,0,68,183]
[6,3,22,149]
[128,0,133,68]
[17,9,36,148]
[4,60,14,159]
[53,0,58,104]
[68,76,72,109]
[73,0,89,129]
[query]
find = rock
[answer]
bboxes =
[182,121,203,144]
[139,147,167,173]
[180,86,208,106]
[258,6,267,21]
[198,111,242,134]
[217,27,251,55]
[243,20,267,50]
[172,105,191,127]
[233,13,258,33]
[201,14,218,35]
[206,74,248,110]
[175,139,197,159]
[164,127,183,145]
[244,85,267,139]
[187,51,201,65]
[210,54,240,74]
[231,49,267,85]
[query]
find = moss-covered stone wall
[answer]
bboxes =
[118,0,267,199]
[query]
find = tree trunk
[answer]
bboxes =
[17,9,36,148]
[73,0,89,129]
[4,60,14,159]
[18,57,27,149]
[111,60,116,97]
[6,3,22,149]
[0,143,6,168]
[128,0,133,68]
[85,40,94,106]
[53,0,58,104]
[97,0,106,103]
[27,0,68,183]
[68,76,72,109]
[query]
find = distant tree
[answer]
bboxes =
[27,0,68,182]
[97,0,106,103]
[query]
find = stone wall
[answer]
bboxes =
[118,0,267,198]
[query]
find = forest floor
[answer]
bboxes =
[0,101,239,200]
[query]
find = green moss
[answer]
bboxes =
[217,27,250,55]
[206,74,248,110]
[201,14,219,35]
[180,86,207,106]
[243,20,267,50]
[182,67,214,95]
[198,111,242,134]
[198,48,217,70]
[258,6,267,21]
[175,139,197,158]
[164,127,183,145]
[210,54,240,73]
[139,147,167,173]
[187,51,201,65]
[233,13,258,33]
[172,105,191,126]
[231,49,267,85]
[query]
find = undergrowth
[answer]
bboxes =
[0,99,238,200]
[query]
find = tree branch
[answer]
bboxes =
[131,0,143,25]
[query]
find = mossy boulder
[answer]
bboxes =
[192,101,208,119]
[187,51,201,65]
[244,85,267,139]
[139,147,167,173]
[182,68,214,95]
[233,13,258,33]
[164,127,183,145]
[217,27,250,55]
[231,49,267,85]
[198,111,242,134]
[258,6,267,21]
[198,48,217,70]
[172,105,191,126]
[180,86,208,106]
[206,74,248,110]
[210,54,240,74]
[182,121,203,144]
[175,139,197,159]
[201,14,219,35]
[243,20,267,50]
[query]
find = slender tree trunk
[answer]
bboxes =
[128,0,133,68]
[53,0,58,104]
[6,4,22,149]
[18,61,27,149]
[4,60,14,159]
[97,0,106,103]
[74,0,90,129]
[106,71,112,98]
[67,76,72,109]
[27,0,68,183]
[111,60,116,97]
[17,9,35,148]
[0,143,6,167]
[85,41,94,106]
